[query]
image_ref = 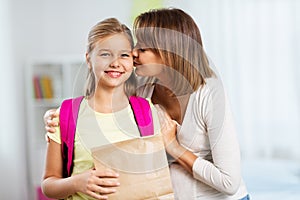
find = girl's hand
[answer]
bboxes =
[44,109,59,133]
[75,168,120,200]
[155,105,179,151]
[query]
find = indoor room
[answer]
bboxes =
[1,0,299,199]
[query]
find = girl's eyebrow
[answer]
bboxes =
[97,49,132,52]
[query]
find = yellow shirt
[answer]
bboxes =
[47,98,160,200]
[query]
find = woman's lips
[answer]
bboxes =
[133,61,140,66]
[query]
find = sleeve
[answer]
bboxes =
[192,79,242,195]
[46,107,62,144]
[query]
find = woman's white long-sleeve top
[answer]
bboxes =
[137,77,248,200]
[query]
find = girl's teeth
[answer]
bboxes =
[107,71,121,78]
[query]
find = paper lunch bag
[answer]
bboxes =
[92,134,174,200]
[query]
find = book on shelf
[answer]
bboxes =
[32,75,54,99]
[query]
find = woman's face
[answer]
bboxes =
[87,33,133,89]
[132,41,165,77]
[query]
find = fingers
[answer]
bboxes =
[154,104,179,153]
[94,170,119,178]
[44,109,59,133]
[43,109,57,123]
[87,189,110,200]
[45,126,56,133]
[45,124,57,133]
[95,178,120,188]
[87,183,118,200]
[93,169,120,187]
[88,170,120,200]
[77,169,119,200]
[45,119,59,132]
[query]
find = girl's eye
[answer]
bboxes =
[121,53,130,57]
[100,53,110,57]
[121,53,129,57]
[139,48,146,52]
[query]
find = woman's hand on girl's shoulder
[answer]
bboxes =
[44,109,59,133]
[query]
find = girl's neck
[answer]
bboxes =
[88,87,129,113]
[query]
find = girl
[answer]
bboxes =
[42,18,160,200]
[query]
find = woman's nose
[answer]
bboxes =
[132,48,138,58]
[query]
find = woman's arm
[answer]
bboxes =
[42,137,120,199]
[190,80,242,195]
[155,105,197,173]
[156,80,242,195]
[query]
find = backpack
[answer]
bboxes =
[59,96,154,177]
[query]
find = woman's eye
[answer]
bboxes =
[139,48,146,52]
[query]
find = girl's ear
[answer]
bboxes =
[86,52,92,69]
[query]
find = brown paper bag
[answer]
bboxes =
[91,134,174,200]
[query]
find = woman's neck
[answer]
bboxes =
[155,69,193,96]
[155,71,174,92]
[88,87,129,113]
[151,84,190,124]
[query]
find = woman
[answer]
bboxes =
[45,8,249,200]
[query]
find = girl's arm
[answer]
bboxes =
[42,139,120,199]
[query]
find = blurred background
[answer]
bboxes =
[0,0,299,199]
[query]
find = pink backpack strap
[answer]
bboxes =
[60,96,84,177]
[129,96,154,137]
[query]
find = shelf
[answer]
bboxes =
[25,56,88,200]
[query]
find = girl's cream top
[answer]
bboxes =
[47,98,160,200]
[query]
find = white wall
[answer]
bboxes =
[0,0,28,199]
[12,0,133,59]
[185,0,300,159]
[0,0,27,198]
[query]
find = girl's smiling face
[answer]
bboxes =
[87,33,133,89]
